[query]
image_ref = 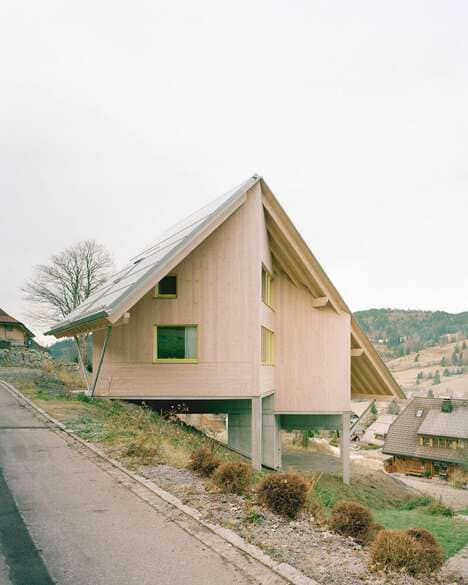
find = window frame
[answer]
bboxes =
[154,275,177,299]
[261,265,273,308]
[153,324,198,363]
[261,326,274,365]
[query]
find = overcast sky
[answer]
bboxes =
[1,1,468,344]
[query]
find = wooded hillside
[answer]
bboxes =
[354,309,468,358]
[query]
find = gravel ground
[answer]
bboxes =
[141,464,454,585]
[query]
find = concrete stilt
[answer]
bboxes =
[261,395,281,469]
[251,397,262,470]
[341,412,350,485]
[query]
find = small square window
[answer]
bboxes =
[155,325,197,362]
[156,275,177,298]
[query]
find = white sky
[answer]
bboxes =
[1,1,467,345]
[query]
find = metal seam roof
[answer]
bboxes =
[45,175,260,336]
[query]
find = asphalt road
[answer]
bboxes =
[0,383,254,585]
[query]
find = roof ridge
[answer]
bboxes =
[46,175,260,336]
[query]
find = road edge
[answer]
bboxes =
[0,379,318,585]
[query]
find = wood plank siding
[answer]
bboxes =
[93,183,264,398]
[93,183,351,412]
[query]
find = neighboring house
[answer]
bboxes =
[0,308,34,347]
[45,175,404,476]
[383,397,468,481]
[361,414,397,446]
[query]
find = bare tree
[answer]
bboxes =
[23,240,114,366]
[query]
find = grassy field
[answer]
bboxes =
[3,364,468,559]
[313,470,468,559]
[313,468,414,510]
[373,509,468,559]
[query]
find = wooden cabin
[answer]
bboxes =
[0,308,34,347]
[46,176,404,477]
[383,397,468,482]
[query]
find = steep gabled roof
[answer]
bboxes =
[260,182,404,399]
[44,175,403,399]
[45,176,260,337]
[383,397,468,464]
[0,308,35,337]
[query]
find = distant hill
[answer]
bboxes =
[354,309,468,358]
[48,337,92,363]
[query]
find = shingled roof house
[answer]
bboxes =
[0,309,34,347]
[46,175,404,478]
[383,397,468,481]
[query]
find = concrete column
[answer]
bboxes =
[251,397,262,470]
[262,394,281,469]
[227,410,251,458]
[341,412,350,485]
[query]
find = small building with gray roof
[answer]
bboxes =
[383,396,468,481]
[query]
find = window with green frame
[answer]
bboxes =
[155,275,177,298]
[155,325,197,361]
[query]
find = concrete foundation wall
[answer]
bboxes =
[226,395,281,469]
[227,409,252,458]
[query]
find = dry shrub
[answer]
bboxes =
[124,433,160,464]
[307,497,327,526]
[213,461,253,494]
[330,501,374,543]
[56,367,82,388]
[257,472,308,519]
[450,467,467,488]
[188,447,220,477]
[425,500,454,517]
[362,522,385,545]
[405,527,438,547]
[40,360,55,374]
[370,529,443,575]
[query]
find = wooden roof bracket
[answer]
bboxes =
[351,348,364,357]
[311,296,329,309]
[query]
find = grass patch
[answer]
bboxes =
[313,471,413,510]
[373,508,468,559]
[312,471,467,558]
[5,370,244,469]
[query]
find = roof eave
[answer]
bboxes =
[44,310,110,338]
[260,177,405,401]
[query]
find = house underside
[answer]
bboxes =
[46,175,404,481]
[126,394,349,474]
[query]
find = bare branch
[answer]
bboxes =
[22,239,114,332]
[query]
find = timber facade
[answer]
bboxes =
[46,175,404,477]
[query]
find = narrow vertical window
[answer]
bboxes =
[261,326,274,365]
[261,266,273,307]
